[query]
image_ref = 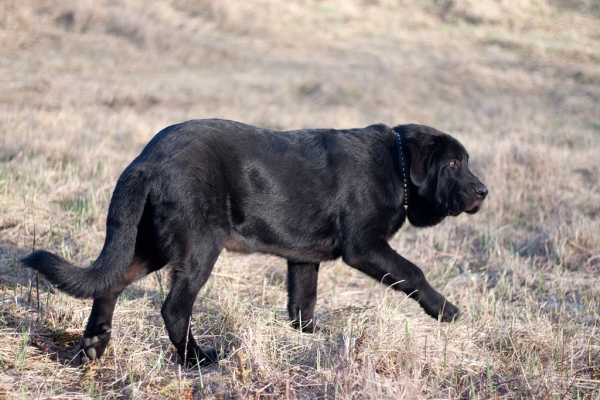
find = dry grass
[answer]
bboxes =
[1,0,599,398]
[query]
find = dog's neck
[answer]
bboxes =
[394,131,410,206]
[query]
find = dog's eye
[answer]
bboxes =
[449,160,460,170]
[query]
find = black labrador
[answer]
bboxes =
[22,119,488,366]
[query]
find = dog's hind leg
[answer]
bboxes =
[287,261,319,333]
[80,259,153,363]
[161,238,223,367]
[80,289,122,363]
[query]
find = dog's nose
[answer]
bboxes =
[474,184,488,198]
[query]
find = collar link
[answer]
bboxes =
[395,132,409,206]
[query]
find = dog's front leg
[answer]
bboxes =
[342,240,459,322]
[287,261,319,332]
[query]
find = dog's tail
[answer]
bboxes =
[21,167,150,299]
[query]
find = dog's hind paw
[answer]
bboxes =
[79,329,111,364]
[83,336,99,348]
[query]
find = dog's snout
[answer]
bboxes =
[474,184,488,198]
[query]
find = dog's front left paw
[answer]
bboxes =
[418,291,460,323]
[437,300,460,323]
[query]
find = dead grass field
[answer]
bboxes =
[1,0,599,398]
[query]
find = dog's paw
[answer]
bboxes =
[438,300,460,323]
[182,347,219,368]
[80,329,111,364]
[418,292,460,323]
[197,348,219,366]
[291,319,317,333]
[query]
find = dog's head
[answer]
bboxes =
[395,124,488,227]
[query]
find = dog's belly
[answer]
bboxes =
[224,232,340,262]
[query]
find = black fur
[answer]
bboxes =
[22,119,487,366]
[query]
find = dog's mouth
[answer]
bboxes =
[448,199,484,216]
[464,199,484,215]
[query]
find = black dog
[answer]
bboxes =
[22,119,487,366]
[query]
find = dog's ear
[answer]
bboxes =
[396,125,438,187]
